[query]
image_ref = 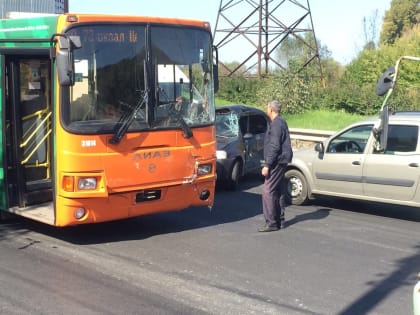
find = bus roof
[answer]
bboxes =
[66,13,211,29]
[0,13,211,42]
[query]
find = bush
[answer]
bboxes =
[255,72,311,114]
[216,77,261,105]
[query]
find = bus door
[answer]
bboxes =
[5,57,53,211]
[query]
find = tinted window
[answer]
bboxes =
[249,115,267,134]
[385,125,418,153]
[239,116,247,134]
[238,114,267,134]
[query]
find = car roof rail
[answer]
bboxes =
[392,111,420,116]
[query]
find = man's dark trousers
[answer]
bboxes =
[262,162,287,228]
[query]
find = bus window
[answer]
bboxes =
[63,24,214,134]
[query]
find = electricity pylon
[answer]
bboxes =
[213,0,324,84]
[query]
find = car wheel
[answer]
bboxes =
[284,169,308,205]
[225,160,242,190]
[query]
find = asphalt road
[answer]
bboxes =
[0,174,419,315]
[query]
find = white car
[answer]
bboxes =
[285,56,420,207]
[285,112,420,207]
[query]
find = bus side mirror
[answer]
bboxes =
[376,66,395,96]
[56,35,82,86]
[213,64,219,93]
[213,45,219,93]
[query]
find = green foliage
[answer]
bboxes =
[321,24,420,115]
[216,76,262,105]
[380,0,419,45]
[215,97,236,106]
[255,72,311,115]
[343,50,385,85]
[216,1,419,118]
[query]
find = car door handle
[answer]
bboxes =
[352,161,361,165]
[409,163,419,167]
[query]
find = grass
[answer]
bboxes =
[215,98,236,106]
[215,98,369,131]
[283,110,368,131]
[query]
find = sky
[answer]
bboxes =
[69,0,392,65]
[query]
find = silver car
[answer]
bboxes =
[285,112,420,207]
[286,56,420,207]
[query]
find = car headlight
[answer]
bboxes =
[216,150,227,159]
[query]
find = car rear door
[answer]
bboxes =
[363,124,420,201]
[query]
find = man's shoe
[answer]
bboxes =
[258,225,279,232]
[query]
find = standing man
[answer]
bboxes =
[259,100,293,232]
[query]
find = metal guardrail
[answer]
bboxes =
[289,128,335,142]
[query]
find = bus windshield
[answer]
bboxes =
[63,24,215,134]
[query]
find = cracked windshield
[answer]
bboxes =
[216,111,239,138]
[64,24,214,134]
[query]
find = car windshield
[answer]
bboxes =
[216,111,239,137]
[62,23,215,134]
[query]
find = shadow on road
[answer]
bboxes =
[2,174,419,246]
[285,208,331,228]
[311,197,420,222]
[0,184,264,244]
[338,244,420,315]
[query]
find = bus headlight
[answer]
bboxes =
[78,177,97,190]
[197,164,212,175]
[216,150,227,159]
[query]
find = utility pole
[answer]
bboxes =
[213,0,324,85]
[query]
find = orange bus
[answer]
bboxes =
[0,14,218,226]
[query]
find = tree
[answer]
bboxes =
[362,9,380,50]
[255,71,311,115]
[325,23,420,115]
[379,0,419,45]
[275,31,323,73]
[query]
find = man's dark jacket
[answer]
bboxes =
[263,115,293,168]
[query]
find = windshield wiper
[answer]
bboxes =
[163,104,193,139]
[109,91,148,144]
[169,106,193,139]
[158,87,193,139]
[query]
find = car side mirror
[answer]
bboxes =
[315,142,324,153]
